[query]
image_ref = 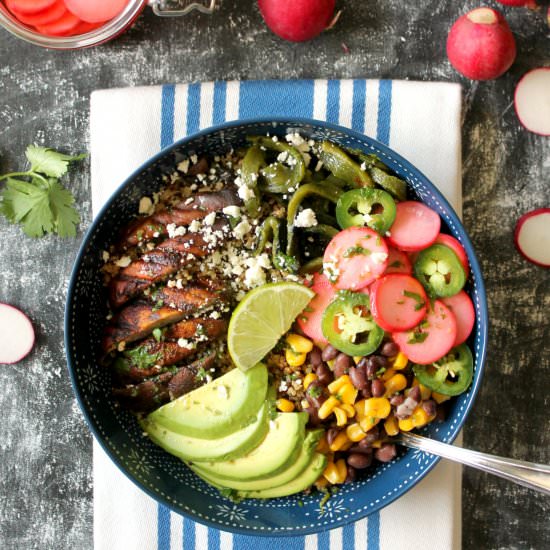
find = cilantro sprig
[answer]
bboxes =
[0,145,86,238]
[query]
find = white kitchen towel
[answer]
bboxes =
[91,79,463,550]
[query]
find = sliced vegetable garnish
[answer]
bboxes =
[323,226,388,290]
[321,291,384,356]
[413,344,473,396]
[0,303,35,364]
[297,273,336,344]
[384,246,412,275]
[317,141,373,187]
[434,233,469,278]
[414,244,466,297]
[6,0,66,25]
[336,188,396,234]
[392,300,457,364]
[388,201,440,252]
[514,208,550,267]
[240,145,264,216]
[442,290,475,346]
[369,274,428,332]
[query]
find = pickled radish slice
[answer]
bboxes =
[384,246,412,275]
[514,208,550,267]
[297,273,336,344]
[392,300,457,364]
[388,201,440,252]
[0,304,35,364]
[6,0,66,26]
[435,233,469,278]
[7,0,56,14]
[63,0,130,24]
[442,291,475,346]
[36,10,80,35]
[370,274,428,332]
[69,20,104,35]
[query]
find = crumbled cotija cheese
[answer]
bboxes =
[294,208,318,228]
[138,197,154,215]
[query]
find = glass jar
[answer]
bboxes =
[0,0,217,50]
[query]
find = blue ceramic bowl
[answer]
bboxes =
[65,119,488,536]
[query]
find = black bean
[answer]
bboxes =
[326,427,341,447]
[435,405,446,423]
[333,353,351,377]
[371,379,386,397]
[306,384,326,409]
[390,394,405,407]
[315,364,333,386]
[359,427,379,447]
[349,366,368,390]
[361,386,372,399]
[321,344,338,361]
[345,465,357,483]
[366,355,388,378]
[380,341,399,357]
[347,452,373,469]
[348,445,373,455]
[305,406,322,426]
[408,385,421,402]
[308,347,322,367]
[374,443,397,463]
[422,399,437,417]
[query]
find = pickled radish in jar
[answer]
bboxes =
[63,0,130,23]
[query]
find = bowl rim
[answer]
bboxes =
[65,117,488,535]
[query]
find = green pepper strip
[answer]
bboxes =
[286,183,343,257]
[254,216,298,272]
[302,224,339,239]
[299,257,324,275]
[318,141,374,187]
[241,145,264,217]
[248,136,306,194]
[413,344,474,396]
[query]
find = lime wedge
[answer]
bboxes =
[228,282,315,371]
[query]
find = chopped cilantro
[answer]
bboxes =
[196,367,207,381]
[124,345,161,370]
[407,331,429,344]
[343,245,371,258]
[307,385,322,398]
[403,290,426,311]
[152,328,163,342]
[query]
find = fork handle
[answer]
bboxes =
[399,432,550,496]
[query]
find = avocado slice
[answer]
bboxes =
[193,412,307,481]
[140,402,269,462]
[236,453,328,499]
[148,363,267,439]
[189,429,323,491]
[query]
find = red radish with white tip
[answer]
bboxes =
[514,68,550,135]
[514,208,550,268]
[258,0,336,42]
[446,7,516,80]
[0,304,35,364]
[494,0,536,6]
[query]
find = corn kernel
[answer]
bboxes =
[338,383,359,405]
[285,348,307,367]
[392,351,408,369]
[353,356,362,365]
[276,398,295,413]
[315,475,329,489]
[384,414,399,436]
[398,417,415,431]
[340,403,356,418]
[354,399,366,418]
[346,422,367,442]
[286,333,313,354]
[384,373,407,396]
[303,372,318,390]
[328,375,351,394]
[412,405,435,428]
[382,368,396,381]
[359,416,380,432]
[432,391,451,404]
[363,397,391,419]
[334,407,348,427]
[329,431,350,452]
[316,435,330,454]
[318,396,340,420]
[413,378,432,400]
[371,439,383,448]
[326,359,335,370]
[323,459,347,484]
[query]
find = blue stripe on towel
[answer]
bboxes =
[351,80,366,133]
[183,517,196,549]
[343,524,355,550]
[326,80,340,124]
[213,81,227,125]
[233,534,305,550]
[367,512,380,550]
[157,505,171,550]
[377,80,393,145]
[208,527,221,550]
[160,84,175,149]
[238,80,314,119]
[318,529,330,550]
[187,82,201,135]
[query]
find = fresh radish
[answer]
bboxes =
[64,0,130,24]
[384,246,413,275]
[297,273,336,343]
[7,0,56,14]
[494,0,536,6]
[446,7,516,80]
[387,201,440,252]
[323,227,389,290]
[392,300,457,365]
[514,68,550,136]
[435,233,470,278]
[35,10,80,35]
[0,304,35,364]
[6,0,67,26]
[514,208,550,267]
[442,291,476,346]
[370,274,428,332]
[258,0,336,42]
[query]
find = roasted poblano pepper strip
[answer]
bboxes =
[317,141,373,187]
[336,188,396,234]
[255,216,299,272]
[241,145,264,217]
[302,224,339,240]
[248,136,306,194]
[299,256,324,274]
[413,344,473,396]
[286,183,343,257]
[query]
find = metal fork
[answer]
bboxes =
[396,432,550,496]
